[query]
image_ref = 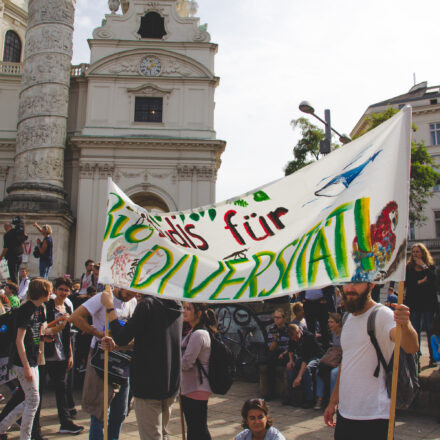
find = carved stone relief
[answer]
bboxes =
[98,163,115,178]
[14,149,64,182]
[24,25,73,59]
[16,118,66,152]
[0,165,9,179]
[105,55,201,77]
[177,165,195,180]
[144,3,165,13]
[23,53,71,86]
[79,163,97,179]
[192,29,210,42]
[196,166,215,180]
[19,86,69,121]
[28,0,74,27]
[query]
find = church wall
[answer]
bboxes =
[79,77,216,139]
[0,77,20,138]
[89,41,217,73]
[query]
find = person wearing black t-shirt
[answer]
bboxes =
[0,219,27,284]
[0,279,53,440]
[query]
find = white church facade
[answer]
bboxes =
[0,0,226,277]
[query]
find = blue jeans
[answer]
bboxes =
[287,357,319,402]
[330,366,339,395]
[89,379,130,440]
[39,259,51,279]
[410,311,434,360]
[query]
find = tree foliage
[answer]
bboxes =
[284,117,325,175]
[284,107,440,226]
[358,107,440,225]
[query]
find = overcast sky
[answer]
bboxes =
[72,0,440,203]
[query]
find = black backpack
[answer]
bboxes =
[367,304,420,410]
[0,308,19,384]
[196,331,234,395]
[0,308,19,357]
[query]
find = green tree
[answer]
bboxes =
[355,107,440,226]
[284,117,326,175]
[284,108,440,226]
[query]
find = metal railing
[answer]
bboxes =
[0,61,22,75]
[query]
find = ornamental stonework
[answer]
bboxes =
[196,166,215,180]
[177,165,195,180]
[28,0,74,28]
[14,149,64,182]
[105,55,201,77]
[16,118,66,153]
[19,85,69,121]
[22,53,71,86]
[24,26,73,59]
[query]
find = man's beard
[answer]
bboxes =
[342,285,370,313]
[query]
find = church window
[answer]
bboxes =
[137,12,166,39]
[3,30,22,62]
[134,97,163,123]
[430,123,440,146]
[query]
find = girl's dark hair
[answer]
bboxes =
[54,276,72,290]
[191,303,218,333]
[241,398,273,430]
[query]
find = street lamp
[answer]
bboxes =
[299,101,351,154]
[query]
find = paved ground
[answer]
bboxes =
[1,327,439,439]
[1,377,439,440]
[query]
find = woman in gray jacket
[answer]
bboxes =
[181,303,217,440]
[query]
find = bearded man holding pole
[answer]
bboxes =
[324,282,418,440]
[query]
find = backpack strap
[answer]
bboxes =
[195,330,214,385]
[341,311,350,328]
[367,304,390,377]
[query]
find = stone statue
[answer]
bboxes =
[108,0,120,14]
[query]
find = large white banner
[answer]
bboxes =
[99,106,411,302]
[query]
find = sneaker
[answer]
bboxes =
[429,359,438,368]
[313,397,323,410]
[59,422,84,435]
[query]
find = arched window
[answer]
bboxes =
[130,192,169,212]
[137,12,166,39]
[3,30,22,62]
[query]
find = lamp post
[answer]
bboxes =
[299,101,351,154]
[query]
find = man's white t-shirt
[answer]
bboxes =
[83,292,137,347]
[339,305,395,420]
[18,277,30,301]
[79,273,93,294]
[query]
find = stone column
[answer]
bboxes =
[6,0,75,211]
[0,0,75,277]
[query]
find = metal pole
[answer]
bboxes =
[320,109,332,154]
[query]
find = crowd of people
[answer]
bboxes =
[0,218,437,440]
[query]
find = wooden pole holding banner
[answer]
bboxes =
[103,300,109,440]
[179,393,186,440]
[387,281,404,440]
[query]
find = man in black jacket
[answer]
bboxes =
[287,323,324,408]
[101,288,182,440]
[0,218,27,284]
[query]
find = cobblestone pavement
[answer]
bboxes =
[1,378,439,440]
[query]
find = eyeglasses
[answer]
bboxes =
[273,316,283,320]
